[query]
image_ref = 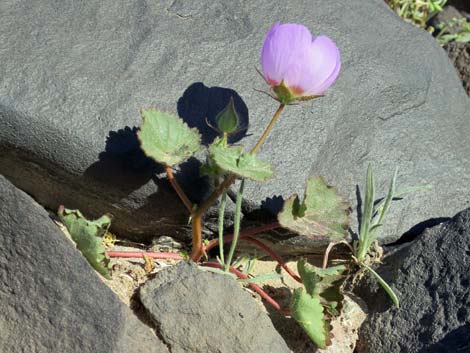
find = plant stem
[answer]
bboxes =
[242,237,302,283]
[200,222,281,260]
[218,191,227,265]
[191,215,203,260]
[107,251,183,260]
[190,104,286,261]
[202,261,291,315]
[165,165,193,213]
[250,103,285,154]
[322,240,354,269]
[225,179,245,271]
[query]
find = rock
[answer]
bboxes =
[430,5,465,29]
[444,42,470,96]
[1,0,469,251]
[355,208,470,353]
[319,295,368,353]
[0,175,169,353]
[447,0,470,16]
[139,261,290,353]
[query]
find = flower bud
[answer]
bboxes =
[215,97,239,134]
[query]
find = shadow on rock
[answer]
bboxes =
[84,126,162,194]
[177,82,249,145]
[393,217,451,245]
[158,156,210,205]
[261,195,285,216]
[419,325,470,353]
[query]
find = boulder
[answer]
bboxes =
[356,208,470,353]
[1,0,469,251]
[139,261,290,353]
[0,175,169,353]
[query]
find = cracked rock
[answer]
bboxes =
[139,261,291,353]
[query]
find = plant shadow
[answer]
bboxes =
[177,82,249,145]
[83,126,162,195]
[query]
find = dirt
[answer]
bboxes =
[53,213,366,353]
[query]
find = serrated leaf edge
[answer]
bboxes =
[137,107,202,166]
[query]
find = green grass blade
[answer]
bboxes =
[217,191,227,266]
[357,165,375,261]
[237,273,283,283]
[375,168,397,227]
[393,185,432,198]
[361,262,399,308]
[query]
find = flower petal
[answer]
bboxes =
[261,23,313,87]
[294,35,341,95]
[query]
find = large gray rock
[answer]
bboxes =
[139,261,291,353]
[356,208,470,353]
[0,175,169,353]
[1,0,469,249]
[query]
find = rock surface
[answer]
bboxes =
[139,261,291,353]
[0,175,169,353]
[1,0,470,250]
[356,208,470,353]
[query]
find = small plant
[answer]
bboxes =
[58,22,427,349]
[387,0,446,30]
[350,165,429,307]
[436,18,470,44]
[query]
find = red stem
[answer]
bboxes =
[242,237,302,283]
[165,165,193,214]
[202,262,291,315]
[199,222,302,283]
[200,222,281,260]
[107,251,183,261]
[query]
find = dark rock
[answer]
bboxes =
[1,0,469,251]
[444,42,470,95]
[447,0,470,16]
[356,208,470,353]
[0,175,169,353]
[139,261,290,353]
[430,5,464,30]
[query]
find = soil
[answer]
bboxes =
[437,1,470,95]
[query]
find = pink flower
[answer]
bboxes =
[261,23,341,103]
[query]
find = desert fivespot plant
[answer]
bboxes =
[58,22,424,350]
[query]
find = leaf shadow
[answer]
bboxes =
[177,82,250,145]
[83,126,162,195]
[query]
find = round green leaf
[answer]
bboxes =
[138,108,201,166]
[209,141,273,181]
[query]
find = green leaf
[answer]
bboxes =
[138,108,201,166]
[291,288,329,348]
[208,140,273,181]
[361,262,399,308]
[297,259,346,308]
[278,177,350,240]
[375,168,397,227]
[58,207,112,279]
[456,33,470,43]
[198,266,237,279]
